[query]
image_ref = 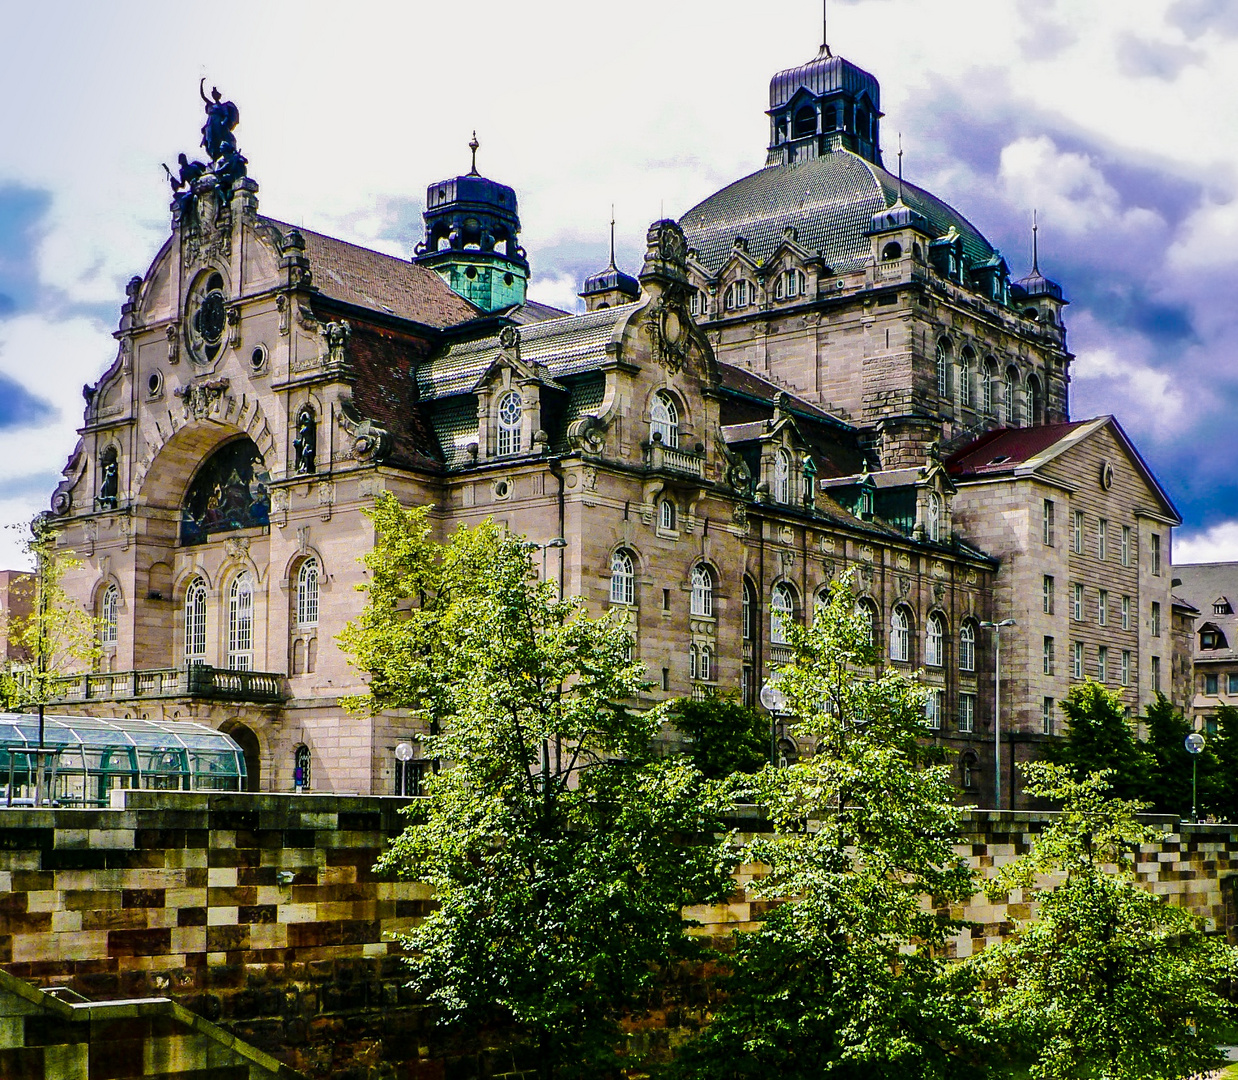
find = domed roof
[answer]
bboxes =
[769,48,880,113]
[580,264,640,300]
[679,150,997,277]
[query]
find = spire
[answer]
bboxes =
[1032,208,1040,274]
[820,0,832,57]
[468,131,480,176]
[897,132,904,202]
[608,204,617,270]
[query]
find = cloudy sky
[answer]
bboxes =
[1,0,1235,568]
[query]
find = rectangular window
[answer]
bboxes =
[1043,635,1055,676]
[1043,499,1055,546]
[662,588,671,612]
[1151,655,1161,693]
[1098,590,1108,627]
[1043,575,1055,615]
[958,693,975,734]
[1073,583,1083,622]
[1073,641,1084,679]
[1121,595,1130,631]
[1098,519,1108,561]
[1042,697,1055,736]
[1121,525,1131,567]
[1073,510,1084,554]
[742,666,754,707]
[661,667,670,692]
[925,689,943,730]
[1229,673,1238,695]
[1098,645,1108,683]
[1151,533,1161,576]
[1205,674,1219,696]
[1151,601,1161,637]
[1121,650,1131,687]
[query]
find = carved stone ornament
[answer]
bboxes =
[582,466,598,492]
[645,295,691,374]
[778,525,794,546]
[657,222,688,265]
[933,582,947,605]
[227,305,242,349]
[898,576,912,598]
[820,535,835,554]
[321,320,351,367]
[566,414,606,453]
[821,560,835,581]
[166,323,180,364]
[859,544,874,563]
[50,444,87,516]
[966,568,978,585]
[932,559,947,579]
[174,378,229,420]
[337,396,391,464]
[224,536,250,562]
[498,325,521,355]
[277,295,290,336]
[896,551,911,571]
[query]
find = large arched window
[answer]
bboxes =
[890,606,911,662]
[296,558,319,628]
[983,358,997,415]
[770,583,796,645]
[926,612,946,667]
[959,347,974,407]
[497,391,523,456]
[1026,373,1043,426]
[742,577,756,640]
[959,621,976,672]
[610,550,635,605]
[99,584,119,647]
[650,392,679,448]
[935,339,951,399]
[228,570,255,671]
[773,450,792,504]
[691,565,714,617]
[857,599,878,647]
[926,491,941,543]
[184,577,207,665]
[1004,367,1018,425]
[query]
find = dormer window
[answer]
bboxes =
[497,390,523,456]
[774,269,805,300]
[773,450,792,504]
[724,280,752,310]
[650,392,679,448]
[1201,625,1229,650]
[1215,598,1234,615]
[793,105,817,139]
[927,491,941,543]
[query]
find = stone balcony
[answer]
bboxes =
[649,441,705,478]
[47,665,288,705]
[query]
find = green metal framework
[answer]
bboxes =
[0,713,247,808]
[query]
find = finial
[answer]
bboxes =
[1032,209,1040,274]
[897,133,904,202]
[468,131,480,176]
[608,204,617,270]
[820,0,832,57]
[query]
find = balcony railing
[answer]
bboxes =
[768,644,795,667]
[47,665,287,705]
[649,443,704,478]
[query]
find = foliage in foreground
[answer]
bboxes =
[970,763,1238,1080]
[340,495,737,1080]
[671,575,987,1079]
[664,694,769,779]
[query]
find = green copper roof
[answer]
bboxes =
[679,149,996,277]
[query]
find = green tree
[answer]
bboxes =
[340,494,737,1080]
[971,763,1237,1079]
[665,694,769,779]
[1207,704,1238,822]
[1051,681,1149,800]
[1142,693,1211,818]
[672,575,984,1079]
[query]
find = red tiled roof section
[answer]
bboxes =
[263,218,478,329]
[946,421,1090,478]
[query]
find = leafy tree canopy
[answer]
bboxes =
[665,694,769,779]
[1051,682,1149,801]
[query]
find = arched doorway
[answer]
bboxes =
[221,720,261,792]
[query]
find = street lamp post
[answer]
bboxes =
[1186,731,1206,823]
[526,538,567,585]
[980,619,1016,811]
[759,678,788,767]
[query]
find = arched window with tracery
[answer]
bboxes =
[650,392,679,448]
[659,498,676,532]
[936,339,951,399]
[926,612,945,667]
[184,577,207,666]
[228,570,255,671]
[100,584,119,647]
[1004,367,1018,425]
[890,605,911,662]
[959,347,974,407]
[813,586,831,624]
[773,450,792,504]
[926,491,941,543]
[296,558,319,628]
[497,390,523,456]
[691,565,713,617]
[294,744,311,791]
[770,582,796,645]
[742,577,756,640]
[857,599,878,648]
[984,358,997,415]
[1026,372,1043,426]
[959,621,976,672]
[610,550,634,605]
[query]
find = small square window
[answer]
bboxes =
[1205,674,1219,696]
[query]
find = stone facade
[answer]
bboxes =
[0,569,33,663]
[1173,562,1238,726]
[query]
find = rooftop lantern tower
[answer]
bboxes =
[766,8,883,167]
[579,210,641,312]
[414,133,529,313]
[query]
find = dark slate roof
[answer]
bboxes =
[716,363,851,428]
[679,150,996,277]
[945,421,1091,478]
[769,50,880,111]
[418,301,640,401]
[501,299,574,324]
[262,218,478,329]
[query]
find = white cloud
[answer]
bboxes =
[1168,193,1238,269]
[1070,344,1187,436]
[527,273,584,315]
[1175,520,1238,564]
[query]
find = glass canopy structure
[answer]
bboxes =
[0,713,247,807]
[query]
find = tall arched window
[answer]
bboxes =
[926,491,941,543]
[699,644,712,681]
[100,584,119,647]
[857,599,878,647]
[659,498,676,532]
[1004,367,1018,425]
[689,643,699,680]
[691,565,713,617]
[959,347,974,407]
[983,358,996,415]
[935,339,951,398]
[610,550,635,605]
[926,612,945,667]
[650,392,679,448]
[1026,373,1043,426]
[742,578,756,640]
[813,587,831,624]
[959,621,976,672]
[294,744,311,791]
[890,606,911,662]
[228,570,255,671]
[184,577,207,665]
[773,450,792,504]
[770,583,795,645]
[497,390,523,456]
[296,558,319,627]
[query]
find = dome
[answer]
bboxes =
[1013,268,1063,301]
[679,150,997,278]
[769,49,880,115]
[869,197,928,235]
[580,264,640,301]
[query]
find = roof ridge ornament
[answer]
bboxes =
[468,131,480,176]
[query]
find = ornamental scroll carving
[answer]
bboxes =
[337,396,392,464]
[174,378,230,420]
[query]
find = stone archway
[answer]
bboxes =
[221,720,262,792]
